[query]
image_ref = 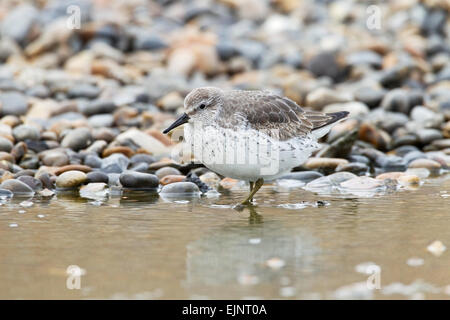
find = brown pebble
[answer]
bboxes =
[102,146,135,158]
[358,122,391,150]
[92,127,116,142]
[443,121,450,139]
[376,172,406,180]
[54,164,92,176]
[0,152,14,163]
[160,174,186,185]
[0,115,20,127]
[11,141,27,162]
[0,171,14,183]
[0,133,14,143]
[304,157,348,170]
[398,174,420,186]
[148,158,180,170]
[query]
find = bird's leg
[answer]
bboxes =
[248,181,254,203]
[240,178,264,205]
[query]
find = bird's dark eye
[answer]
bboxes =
[199,103,206,109]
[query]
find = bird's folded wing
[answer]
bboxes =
[217,92,339,141]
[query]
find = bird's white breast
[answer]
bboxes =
[184,123,320,181]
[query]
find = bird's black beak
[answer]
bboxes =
[162,113,190,134]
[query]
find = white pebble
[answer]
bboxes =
[406,257,424,267]
[427,240,446,256]
[19,200,33,208]
[280,287,296,297]
[9,223,18,228]
[265,257,286,269]
[237,274,259,286]
[248,238,261,244]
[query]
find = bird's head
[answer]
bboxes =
[163,87,223,134]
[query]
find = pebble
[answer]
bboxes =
[12,125,40,141]
[130,154,156,165]
[39,188,55,197]
[84,154,102,168]
[79,100,116,116]
[279,171,324,183]
[427,240,446,257]
[305,172,357,191]
[265,257,286,270]
[406,257,424,267]
[381,89,418,115]
[397,174,420,186]
[101,153,130,173]
[17,176,42,191]
[102,146,134,158]
[155,167,182,179]
[55,170,87,189]
[335,162,369,175]
[0,137,13,152]
[408,159,441,175]
[68,84,101,99]
[376,172,406,181]
[160,175,186,186]
[305,88,352,110]
[0,188,13,199]
[88,114,115,128]
[1,4,38,45]
[358,123,391,150]
[80,183,109,200]
[303,157,349,173]
[431,139,450,150]
[0,92,28,116]
[160,182,200,196]
[119,171,159,189]
[403,151,427,164]
[410,106,444,128]
[354,87,386,108]
[86,171,109,184]
[415,128,443,145]
[61,127,93,151]
[36,172,53,190]
[307,51,343,81]
[405,168,430,179]
[55,165,92,175]
[340,177,384,191]
[85,140,108,155]
[375,155,406,172]
[115,128,170,156]
[0,179,35,196]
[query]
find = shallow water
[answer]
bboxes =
[1,175,449,299]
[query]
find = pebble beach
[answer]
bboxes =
[0,0,449,300]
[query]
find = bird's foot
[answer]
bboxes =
[233,200,254,211]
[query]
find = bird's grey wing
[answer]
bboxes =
[217,92,313,141]
[216,91,347,140]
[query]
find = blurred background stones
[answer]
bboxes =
[0,0,449,198]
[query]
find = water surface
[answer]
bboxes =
[1,175,449,299]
